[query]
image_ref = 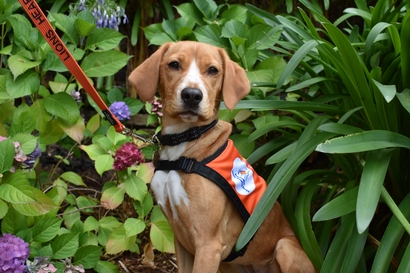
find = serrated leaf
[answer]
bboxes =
[44,92,80,124]
[0,172,57,216]
[50,13,79,44]
[93,260,120,273]
[75,18,97,37]
[124,218,145,237]
[95,154,114,176]
[60,171,86,186]
[9,104,36,135]
[37,245,53,257]
[124,175,147,201]
[31,100,52,133]
[105,226,136,254]
[0,138,15,174]
[74,245,102,269]
[101,185,125,210]
[137,163,154,184]
[81,51,131,78]
[86,114,101,134]
[86,28,125,51]
[0,199,8,219]
[80,144,107,160]
[38,119,65,145]
[8,55,41,80]
[58,116,85,144]
[150,220,174,253]
[6,70,40,99]
[11,133,37,154]
[84,216,100,232]
[32,218,62,243]
[51,233,79,259]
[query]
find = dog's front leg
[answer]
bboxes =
[175,237,194,273]
[191,244,224,273]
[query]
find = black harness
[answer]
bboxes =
[153,120,251,262]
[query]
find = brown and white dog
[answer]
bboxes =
[129,41,315,273]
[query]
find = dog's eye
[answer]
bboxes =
[208,66,219,75]
[168,61,180,70]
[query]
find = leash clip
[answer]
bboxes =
[121,127,153,144]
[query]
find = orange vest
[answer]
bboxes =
[205,140,266,215]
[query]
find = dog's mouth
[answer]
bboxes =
[180,110,199,117]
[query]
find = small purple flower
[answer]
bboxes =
[0,234,30,273]
[109,101,131,121]
[113,142,144,171]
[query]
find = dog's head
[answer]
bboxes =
[128,41,250,124]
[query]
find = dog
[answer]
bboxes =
[129,41,315,273]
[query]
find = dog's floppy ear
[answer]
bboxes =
[128,43,172,101]
[219,49,250,110]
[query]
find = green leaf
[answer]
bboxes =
[124,175,147,202]
[316,131,410,153]
[0,199,8,219]
[95,154,114,176]
[356,149,393,233]
[321,213,355,272]
[51,13,79,44]
[0,207,28,234]
[75,18,96,38]
[7,55,41,80]
[150,220,174,253]
[81,51,131,78]
[93,260,120,273]
[372,79,396,103]
[6,70,40,99]
[194,25,228,49]
[32,218,62,243]
[44,92,80,124]
[74,245,102,269]
[277,40,319,89]
[51,233,79,259]
[221,20,246,40]
[0,138,15,174]
[396,89,410,115]
[105,226,137,254]
[193,0,218,20]
[0,172,57,216]
[31,100,52,133]
[313,187,358,222]
[80,144,107,160]
[86,28,125,51]
[371,192,410,273]
[11,133,37,154]
[84,216,100,232]
[60,171,86,187]
[101,185,125,210]
[175,3,204,26]
[58,117,85,144]
[124,218,145,237]
[9,104,36,135]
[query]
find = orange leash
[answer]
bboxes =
[18,0,148,142]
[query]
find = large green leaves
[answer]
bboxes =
[81,51,131,78]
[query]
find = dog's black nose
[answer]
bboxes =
[181,88,203,107]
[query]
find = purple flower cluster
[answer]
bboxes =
[109,101,131,121]
[72,0,128,30]
[0,234,30,273]
[113,142,144,171]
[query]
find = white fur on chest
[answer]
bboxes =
[151,143,189,219]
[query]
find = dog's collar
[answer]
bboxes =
[153,119,218,146]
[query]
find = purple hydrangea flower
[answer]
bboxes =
[113,142,144,171]
[0,234,30,273]
[109,101,131,121]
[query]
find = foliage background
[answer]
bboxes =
[1,0,410,272]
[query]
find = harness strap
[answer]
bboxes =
[155,141,251,262]
[154,119,218,146]
[18,0,124,134]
